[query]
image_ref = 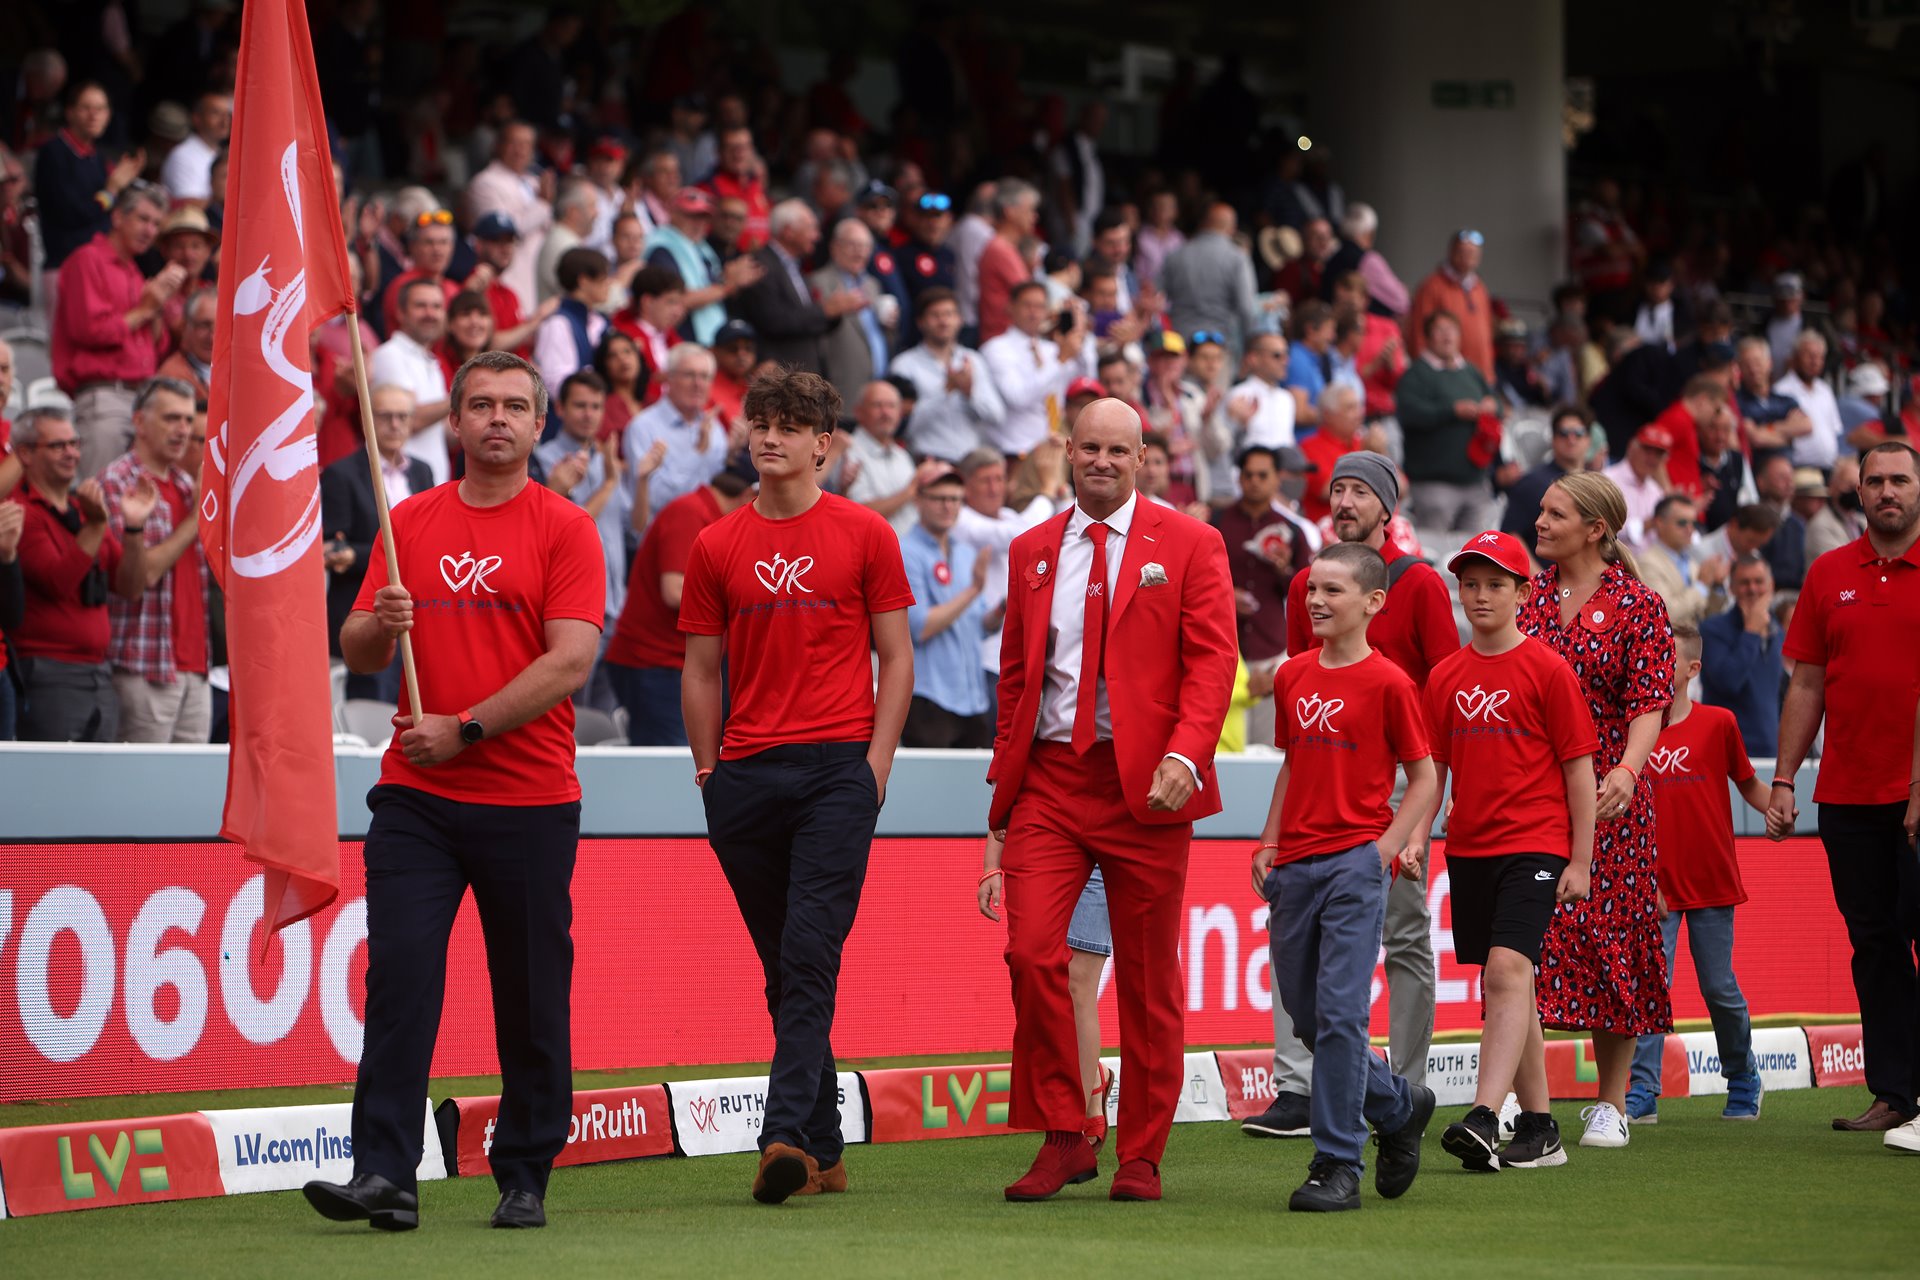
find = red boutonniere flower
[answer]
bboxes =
[1024,548,1057,591]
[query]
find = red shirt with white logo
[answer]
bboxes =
[679,493,914,759]
[607,486,722,671]
[353,480,607,804]
[1783,533,1920,805]
[1425,637,1599,860]
[1272,648,1430,863]
[1646,703,1754,909]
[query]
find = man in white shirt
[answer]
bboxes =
[466,122,555,314]
[980,282,1095,455]
[367,279,454,485]
[1226,333,1296,448]
[158,92,230,205]
[623,344,729,529]
[1772,331,1844,470]
[890,287,1005,463]
[1600,424,1675,550]
[952,447,1060,681]
[842,380,942,536]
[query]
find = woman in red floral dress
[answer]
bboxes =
[1518,471,1676,1150]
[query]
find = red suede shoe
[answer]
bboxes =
[1109,1158,1161,1201]
[1004,1132,1099,1201]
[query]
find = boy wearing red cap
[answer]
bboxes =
[1427,530,1599,1171]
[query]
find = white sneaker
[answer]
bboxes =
[1886,1115,1920,1154]
[1497,1092,1521,1143]
[1578,1102,1630,1148]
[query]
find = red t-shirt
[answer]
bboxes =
[1651,400,1703,498]
[163,486,207,674]
[1286,543,1460,689]
[353,481,606,804]
[1272,649,1430,863]
[1783,534,1920,805]
[975,238,1028,343]
[1646,703,1754,910]
[1424,637,1598,859]
[607,487,722,671]
[1298,430,1365,523]
[678,493,914,759]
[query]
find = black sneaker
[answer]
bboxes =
[1242,1091,1312,1138]
[1373,1084,1435,1199]
[1499,1112,1568,1168]
[1441,1105,1501,1173]
[1288,1156,1361,1212]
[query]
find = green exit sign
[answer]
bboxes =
[1432,80,1516,109]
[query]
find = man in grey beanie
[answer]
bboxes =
[1240,448,1462,1140]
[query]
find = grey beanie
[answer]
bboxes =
[1329,452,1400,517]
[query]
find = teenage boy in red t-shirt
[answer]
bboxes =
[1626,622,1772,1124]
[1253,541,1439,1212]
[1424,531,1598,1172]
[305,352,607,1233]
[679,367,915,1204]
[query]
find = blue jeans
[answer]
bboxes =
[1267,842,1415,1171]
[606,662,685,746]
[1630,906,1753,1096]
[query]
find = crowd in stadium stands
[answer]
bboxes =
[0,5,1905,754]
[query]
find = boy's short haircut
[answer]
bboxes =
[1315,541,1387,595]
[743,366,842,433]
[1141,430,1170,456]
[1671,620,1702,664]
[557,246,611,293]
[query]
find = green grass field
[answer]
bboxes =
[4,1076,1914,1278]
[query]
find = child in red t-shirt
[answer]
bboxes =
[1252,542,1439,1212]
[679,368,915,1205]
[1425,531,1598,1172]
[1626,622,1771,1124]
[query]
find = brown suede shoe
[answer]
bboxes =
[794,1157,848,1195]
[1834,1100,1915,1132]
[752,1143,814,1204]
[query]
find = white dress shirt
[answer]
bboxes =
[367,332,451,487]
[844,428,919,535]
[891,343,1006,463]
[160,133,217,202]
[1228,376,1296,448]
[1035,493,1199,786]
[1773,371,1844,470]
[962,496,1059,674]
[980,329,1098,455]
[1602,459,1666,550]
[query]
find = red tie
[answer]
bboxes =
[1072,522,1109,754]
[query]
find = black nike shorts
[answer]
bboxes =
[1446,852,1564,966]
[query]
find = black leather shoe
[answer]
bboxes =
[1288,1158,1361,1212]
[1374,1084,1436,1199]
[491,1189,547,1229]
[302,1172,419,1231]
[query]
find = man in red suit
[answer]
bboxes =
[990,398,1238,1203]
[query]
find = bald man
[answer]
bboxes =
[989,399,1238,1202]
[1161,204,1264,353]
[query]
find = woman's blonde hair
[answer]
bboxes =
[1549,471,1641,580]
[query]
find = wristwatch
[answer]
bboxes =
[457,709,485,744]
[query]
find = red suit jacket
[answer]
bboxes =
[989,499,1239,830]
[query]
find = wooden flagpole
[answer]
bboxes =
[345,312,424,725]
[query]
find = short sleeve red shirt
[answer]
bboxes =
[1273,649,1430,863]
[1424,637,1599,860]
[607,487,723,671]
[678,493,914,759]
[1783,534,1920,805]
[1646,703,1755,909]
[354,481,606,804]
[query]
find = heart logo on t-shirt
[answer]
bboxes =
[1295,694,1344,733]
[1647,746,1690,776]
[439,551,503,595]
[1454,684,1511,724]
[754,552,815,596]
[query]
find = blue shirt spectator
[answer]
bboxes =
[1698,562,1785,756]
[900,481,992,746]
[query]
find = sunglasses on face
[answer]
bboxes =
[916,193,953,212]
[414,209,455,228]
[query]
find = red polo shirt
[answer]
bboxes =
[52,234,159,393]
[11,489,123,664]
[1287,541,1460,688]
[1784,533,1920,806]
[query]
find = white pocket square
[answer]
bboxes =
[1140,562,1168,588]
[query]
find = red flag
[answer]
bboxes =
[199,0,353,942]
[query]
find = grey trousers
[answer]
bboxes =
[20,657,120,742]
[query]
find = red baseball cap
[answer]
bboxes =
[1446,530,1531,578]
[673,188,715,215]
[588,139,628,163]
[1065,377,1108,400]
[1636,424,1676,451]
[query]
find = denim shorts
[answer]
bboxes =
[1066,865,1111,956]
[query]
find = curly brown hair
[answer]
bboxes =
[742,366,842,432]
